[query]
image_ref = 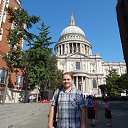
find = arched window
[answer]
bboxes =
[93,79,97,88]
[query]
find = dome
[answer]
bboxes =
[60,13,85,37]
[56,14,92,57]
[60,26,85,36]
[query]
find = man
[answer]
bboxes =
[86,95,95,127]
[48,72,87,128]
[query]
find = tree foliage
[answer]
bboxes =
[1,6,39,104]
[116,73,128,94]
[26,22,62,91]
[99,70,128,97]
[106,69,121,97]
[3,6,63,97]
[3,7,40,73]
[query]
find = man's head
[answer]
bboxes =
[62,72,73,90]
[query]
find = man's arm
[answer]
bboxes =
[80,106,87,128]
[48,105,54,128]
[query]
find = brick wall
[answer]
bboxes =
[0,0,26,88]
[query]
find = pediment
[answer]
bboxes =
[66,52,87,59]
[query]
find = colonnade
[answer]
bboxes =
[73,76,86,92]
[56,43,90,55]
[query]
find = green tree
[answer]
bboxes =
[2,7,39,104]
[45,55,63,90]
[3,6,63,103]
[116,73,128,95]
[26,22,52,89]
[26,22,62,94]
[3,7,39,72]
[106,69,121,97]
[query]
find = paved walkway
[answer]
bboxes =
[0,103,50,128]
[0,101,128,128]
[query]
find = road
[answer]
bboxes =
[0,101,128,128]
[89,100,128,128]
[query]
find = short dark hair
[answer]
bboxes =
[62,72,73,79]
[88,95,92,99]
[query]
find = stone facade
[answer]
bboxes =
[55,14,126,96]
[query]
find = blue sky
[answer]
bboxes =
[21,0,124,63]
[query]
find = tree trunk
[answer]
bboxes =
[36,85,39,103]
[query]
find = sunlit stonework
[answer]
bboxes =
[54,14,126,96]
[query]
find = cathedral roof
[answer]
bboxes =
[60,14,85,37]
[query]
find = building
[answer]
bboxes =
[116,0,128,73]
[54,14,126,96]
[0,0,26,103]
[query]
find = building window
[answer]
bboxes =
[0,69,7,84]
[76,62,80,69]
[2,11,6,23]
[16,75,23,87]
[93,79,97,88]
[0,28,3,41]
[6,0,9,8]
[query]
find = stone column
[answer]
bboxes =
[80,43,82,53]
[58,46,60,55]
[72,43,74,53]
[84,77,86,92]
[61,45,63,55]
[69,43,72,53]
[68,43,70,54]
[82,76,84,92]
[64,44,66,54]
[76,76,78,89]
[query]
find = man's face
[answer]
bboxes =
[62,74,72,89]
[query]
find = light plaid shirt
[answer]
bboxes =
[51,87,86,128]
